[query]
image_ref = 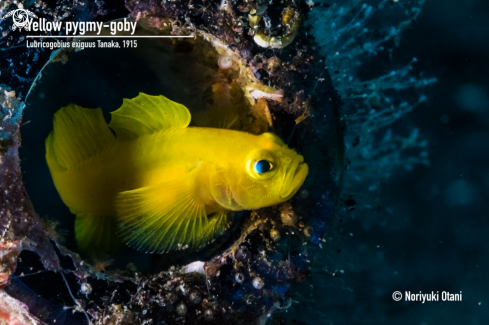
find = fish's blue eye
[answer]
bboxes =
[255,160,272,174]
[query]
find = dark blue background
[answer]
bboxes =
[283,0,489,324]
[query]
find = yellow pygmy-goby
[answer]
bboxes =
[45,93,309,254]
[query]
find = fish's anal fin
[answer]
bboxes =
[116,166,225,253]
[109,93,191,140]
[47,104,116,169]
[75,213,123,255]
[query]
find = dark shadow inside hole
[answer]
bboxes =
[51,240,77,271]
[10,251,88,324]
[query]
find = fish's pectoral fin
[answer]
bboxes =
[75,213,123,255]
[199,211,234,248]
[47,104,116,169]
[109,93,191,140]
[116,167,212,253]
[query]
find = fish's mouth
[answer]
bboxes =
[279,155,308,200]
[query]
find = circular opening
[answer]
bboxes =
[20,29,263,271]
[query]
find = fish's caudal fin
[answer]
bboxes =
[47,104,116,169]
[116,167,230,253]
[75,213,122,255]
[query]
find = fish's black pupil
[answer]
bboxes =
[255,160,272,174]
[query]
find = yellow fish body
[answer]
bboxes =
[46,93,308,254]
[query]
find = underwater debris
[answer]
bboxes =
[0,84,60,287]
[218,55,234,69]
[92,256,114,273]
[188,290,202,304]
[235,272,245,284]
[39,218,67,244]
[0,290,44,325]
[184,261,206,275]
[176,302,188,316]
[270,229,281,242]
[252,277,265,290]
[80,282,92,295]
[280,203,298,227]
[253,8,302,49]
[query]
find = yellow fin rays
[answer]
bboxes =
[47,104,115,169]
[116,167,210,253]
[109,93,191,140]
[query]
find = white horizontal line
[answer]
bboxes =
[26,35,195,38]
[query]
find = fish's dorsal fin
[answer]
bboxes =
[116,166,230,253]
[109,93,191,140]
[47,104,116,169]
